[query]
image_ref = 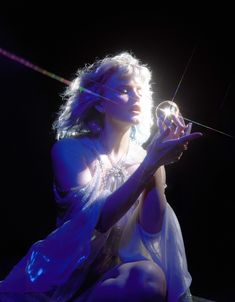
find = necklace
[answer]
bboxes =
[98,138,129,168]
[106,149,127,168]
[98,139,130,191]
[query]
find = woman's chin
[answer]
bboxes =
[131,116,141,125]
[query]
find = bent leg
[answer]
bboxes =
[86,260,166,302]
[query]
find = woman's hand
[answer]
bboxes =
[157,110,189,140]
[143,126,202,176]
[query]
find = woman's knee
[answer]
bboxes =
[87,260,167,302]
[126,260,167,301]
[127,260,165,282]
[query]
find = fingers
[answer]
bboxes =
[181,123,198,150]
[164,117,173,129]
[178,112,186,127]
[171,113,185,129]
[152,125,202,156]
[163,114,186,139]
[158,118,166,135]
[184,122,192,136]
[159,130,202,155]
[148,127,170,153]
[157,127,171,142]
[174,124,185,138]
[178,132,203,144]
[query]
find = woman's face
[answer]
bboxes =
[100,72,145,126]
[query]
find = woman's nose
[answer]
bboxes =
[132,89,141,101]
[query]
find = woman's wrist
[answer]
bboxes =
[131,159,160,188]
[141,156,161,180]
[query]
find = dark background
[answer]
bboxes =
[0,4,234,302]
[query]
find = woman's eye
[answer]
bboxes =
[121,88,129,94]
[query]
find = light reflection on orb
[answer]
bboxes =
[155,100,180,121]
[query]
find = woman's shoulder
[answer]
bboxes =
[51,136,96,191]
[51,135,95,157]
[51,135,100,176]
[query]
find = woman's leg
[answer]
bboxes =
[86,260,166,302]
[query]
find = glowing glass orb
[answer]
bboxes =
[155,100,179,121]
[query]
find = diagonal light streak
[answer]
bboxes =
[0,46,233,138]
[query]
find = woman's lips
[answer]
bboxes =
[129,104,141,113]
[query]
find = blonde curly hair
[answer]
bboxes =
[52,51,154,145]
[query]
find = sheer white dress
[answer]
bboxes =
[0,136,192,302]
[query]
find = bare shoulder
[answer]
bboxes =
[51,137,87,161]
[51,137,94,190]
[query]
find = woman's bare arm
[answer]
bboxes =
[97,130,201,232]
[51,138,151,232]
[51,130,202,233]
[138,166,167,234]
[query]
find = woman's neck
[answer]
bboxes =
[99,119,131,162]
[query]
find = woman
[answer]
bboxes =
[0,52,202,301]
